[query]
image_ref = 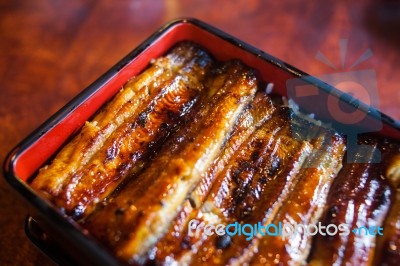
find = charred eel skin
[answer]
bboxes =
[83,60,257,264]
[31,42,214,218]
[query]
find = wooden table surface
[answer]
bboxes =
[1,1,399,265]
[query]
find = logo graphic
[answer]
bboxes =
[286,39,381,163]
[188,219,383,241]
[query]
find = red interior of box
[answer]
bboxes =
[11,21,400,183]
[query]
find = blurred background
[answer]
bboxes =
[0,0,399,265]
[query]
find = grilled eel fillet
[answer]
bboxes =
[83,60,257,264]
[308,139,396,266]
[249,131,345,266]
[197,115,315,266]
[31,42,214,218]
[169,107,312,265]
[152,92,276,263]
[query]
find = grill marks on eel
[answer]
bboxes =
[83,60,257,264]
[215,117,315,266]
[249,132,345,266]
[152,92,276,263]
[31,42,213,218]
[173,108,310,265]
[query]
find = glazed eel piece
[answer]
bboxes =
[83,60,257,264]
[173,107,312,265]
[373,143,400,266]
[86,61,252,212]
[212,115,319,266]
[151,92,276,263]
[307,138,396,266]
[31,42,200,195]
[250,130,346,266]
[31,42,213,218]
